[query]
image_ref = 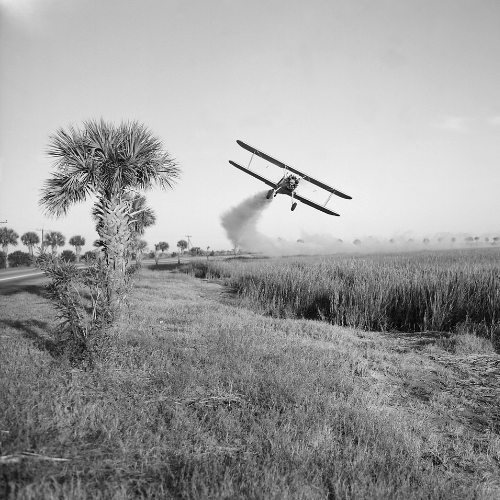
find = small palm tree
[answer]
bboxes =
[177,239,188,253]
[40,119,180,309]
[69,235,86,262]
[0,227,19,268]
[158,241,169,254]
[128,193,156,236]
[44,231,66,255]
[132,238,148,265]
[21,231,40,256]
[154,241,169,265]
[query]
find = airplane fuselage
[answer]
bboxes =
[272,174,300,197]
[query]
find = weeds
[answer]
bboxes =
[36,253,132,366]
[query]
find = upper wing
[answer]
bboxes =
[237,140,352,200]
[284,191,340,216]
[228,160,278,189]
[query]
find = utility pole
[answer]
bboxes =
[185,235,192,252]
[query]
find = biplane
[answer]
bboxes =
[229,140,352,216]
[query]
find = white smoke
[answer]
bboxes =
[221,191,273,252]
[220,192,346,256]
[221,193,500,257]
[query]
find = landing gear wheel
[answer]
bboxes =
[291,202,297,211]
[267,189,274,200]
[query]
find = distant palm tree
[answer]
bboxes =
[177,239,188,253]
[154,241,169,264]
[157,241,169,254]
[128,193,156,236]
[0,227,19,268]
[69,235,86,262]
[40,119,179,307]
[44,231,66,255]
[133,238,148,266]
[21,231,40,256]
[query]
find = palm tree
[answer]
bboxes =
[40,119,179,308]
[44,231,66,255]
[154,241,169,265]
[69,235,86,262]
[132,238,148,265]
[0,227,19,268]
[158,241,169,254]
[21,231,40,256]
[176,239,187,264]
[128,193,156,236]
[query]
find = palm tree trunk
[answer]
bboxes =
[2,245,8,268]
[94,196,132,314]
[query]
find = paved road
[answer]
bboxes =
[0,268,48,296]
[0,255,234,296]
[0,257,194,296]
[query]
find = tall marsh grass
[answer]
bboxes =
[188,249,500,342]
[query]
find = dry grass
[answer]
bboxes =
[1,267,499,499]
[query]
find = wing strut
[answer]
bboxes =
[323,192,333,207]
[247,152,254,170]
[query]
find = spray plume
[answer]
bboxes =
[221,193,499,257]
[221,191,273,252]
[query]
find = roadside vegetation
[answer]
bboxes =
[32,118,179,365]
[1,267,499,498]
[186,248,500,349]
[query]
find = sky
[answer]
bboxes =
[1,0,499,254]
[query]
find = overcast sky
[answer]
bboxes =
[1,0,499,252]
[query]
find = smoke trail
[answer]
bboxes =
[220,192,345,255]
[221,192,500,256]
[221,191,273,251]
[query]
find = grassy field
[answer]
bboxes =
[186,248,500,346]
[1,261,500,499]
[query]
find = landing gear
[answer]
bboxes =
[267,189,274,199]
[291,202,297,211]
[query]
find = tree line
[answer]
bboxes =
[0,228,88,268]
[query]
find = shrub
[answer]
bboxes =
[83,250,97,261]
[0,251,6,269]
[36,253,130,367]
[60,249,76,262]
[8,250,32,267]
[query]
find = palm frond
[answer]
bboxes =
[41,118,181,217]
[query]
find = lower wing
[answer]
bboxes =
[286,191,340,216]
[228,161,277,189]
